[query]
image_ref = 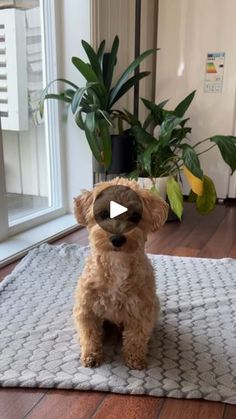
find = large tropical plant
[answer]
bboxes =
[129,90,236,219]
[40,36,156,169]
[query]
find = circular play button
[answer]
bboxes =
[93,185,143,234]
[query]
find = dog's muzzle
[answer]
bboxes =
[110,234,127,248]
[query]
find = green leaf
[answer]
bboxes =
[75,109,85,130]
[174,90,196,117]
[109,71,150,107]
[209,135,236,174]
[39,78,79,117]
[180,118,190,127]
[71,87,88,114]
[166,176,184,220]
[141,142,160,173]
[85,111,95,132]
[142,97,168,119]
[196,175,217,215]
[143,113,154,131]
[159,116,183,147]
[131,125,156,146]
[181,144,203,179]
[44,93,72,103]
[55,78,78,90]
[128,169,139,179]
[104,36,119,91]
[64,89,76,99]
[188,189,197,202]
[169,126,191,146]
[72,56,100,84]
[142,99,170,129]
[142,98,169,111]
[71,83,97,114]
[97,40,106,67]
[111,48,157,106]
[40,92,74,118]
[81,40,104,83]
[98,119,112,168]
[97,109,114,127]
[90,89,102,108]
[121,109,141,127]
[43,78,78,92]
[84,125,102,163]
[80,103,92,113]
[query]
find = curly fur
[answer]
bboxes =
[73,177,169,369]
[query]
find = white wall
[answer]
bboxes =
[59,0,93,212]
[156,0,236,198]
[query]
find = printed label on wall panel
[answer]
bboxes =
[204,52,225,93]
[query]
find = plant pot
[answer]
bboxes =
[93,134,135,175]
[138,176,169,200]
[109,134,135,174]
[137,176,179,222]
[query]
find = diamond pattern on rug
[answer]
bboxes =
[0,244,236,404]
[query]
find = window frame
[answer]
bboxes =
[0,0,66,239]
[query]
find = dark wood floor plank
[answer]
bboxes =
[0,388,45,419]
[145,220,179,251]
[179,204,227,251]
[171,246,199,257]
[0,261,18,282]
[198,206,236,258]
[54,227,89,246]
[26,390,105,419]
[92,394,164,419]
[229,238,236,258]
[158,398,224,419]
[223,404,236,419]
[146,203,203,255]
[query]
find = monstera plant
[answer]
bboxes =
[128,90,236,219]
[40,36,156,171]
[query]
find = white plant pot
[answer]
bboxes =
[138,176,169,200]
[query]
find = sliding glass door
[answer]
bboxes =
[0,0,64,240]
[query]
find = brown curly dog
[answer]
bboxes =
[73,177,168,369]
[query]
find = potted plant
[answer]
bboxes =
[40,36,156,174]
[128,90,236,219]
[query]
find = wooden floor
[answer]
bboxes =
[1,201,236,419]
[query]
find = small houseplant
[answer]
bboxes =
[128,90,236,219]
[40,36,156,173]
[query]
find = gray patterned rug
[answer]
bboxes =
[0,244,236,404]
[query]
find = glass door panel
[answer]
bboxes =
[0,0,62,231]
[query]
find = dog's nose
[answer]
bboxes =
[110,235,127,247]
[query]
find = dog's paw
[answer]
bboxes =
[81,352,103,368]
[123,354,147,370]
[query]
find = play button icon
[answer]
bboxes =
[110,201,128,219]
[94,185,143,234]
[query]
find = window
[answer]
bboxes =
[0,0,64,241]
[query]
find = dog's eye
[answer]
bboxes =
[99,209,110,220]
[129,211,141,223]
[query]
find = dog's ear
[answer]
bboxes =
[74,190,93,225]
[140,188,169,232]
